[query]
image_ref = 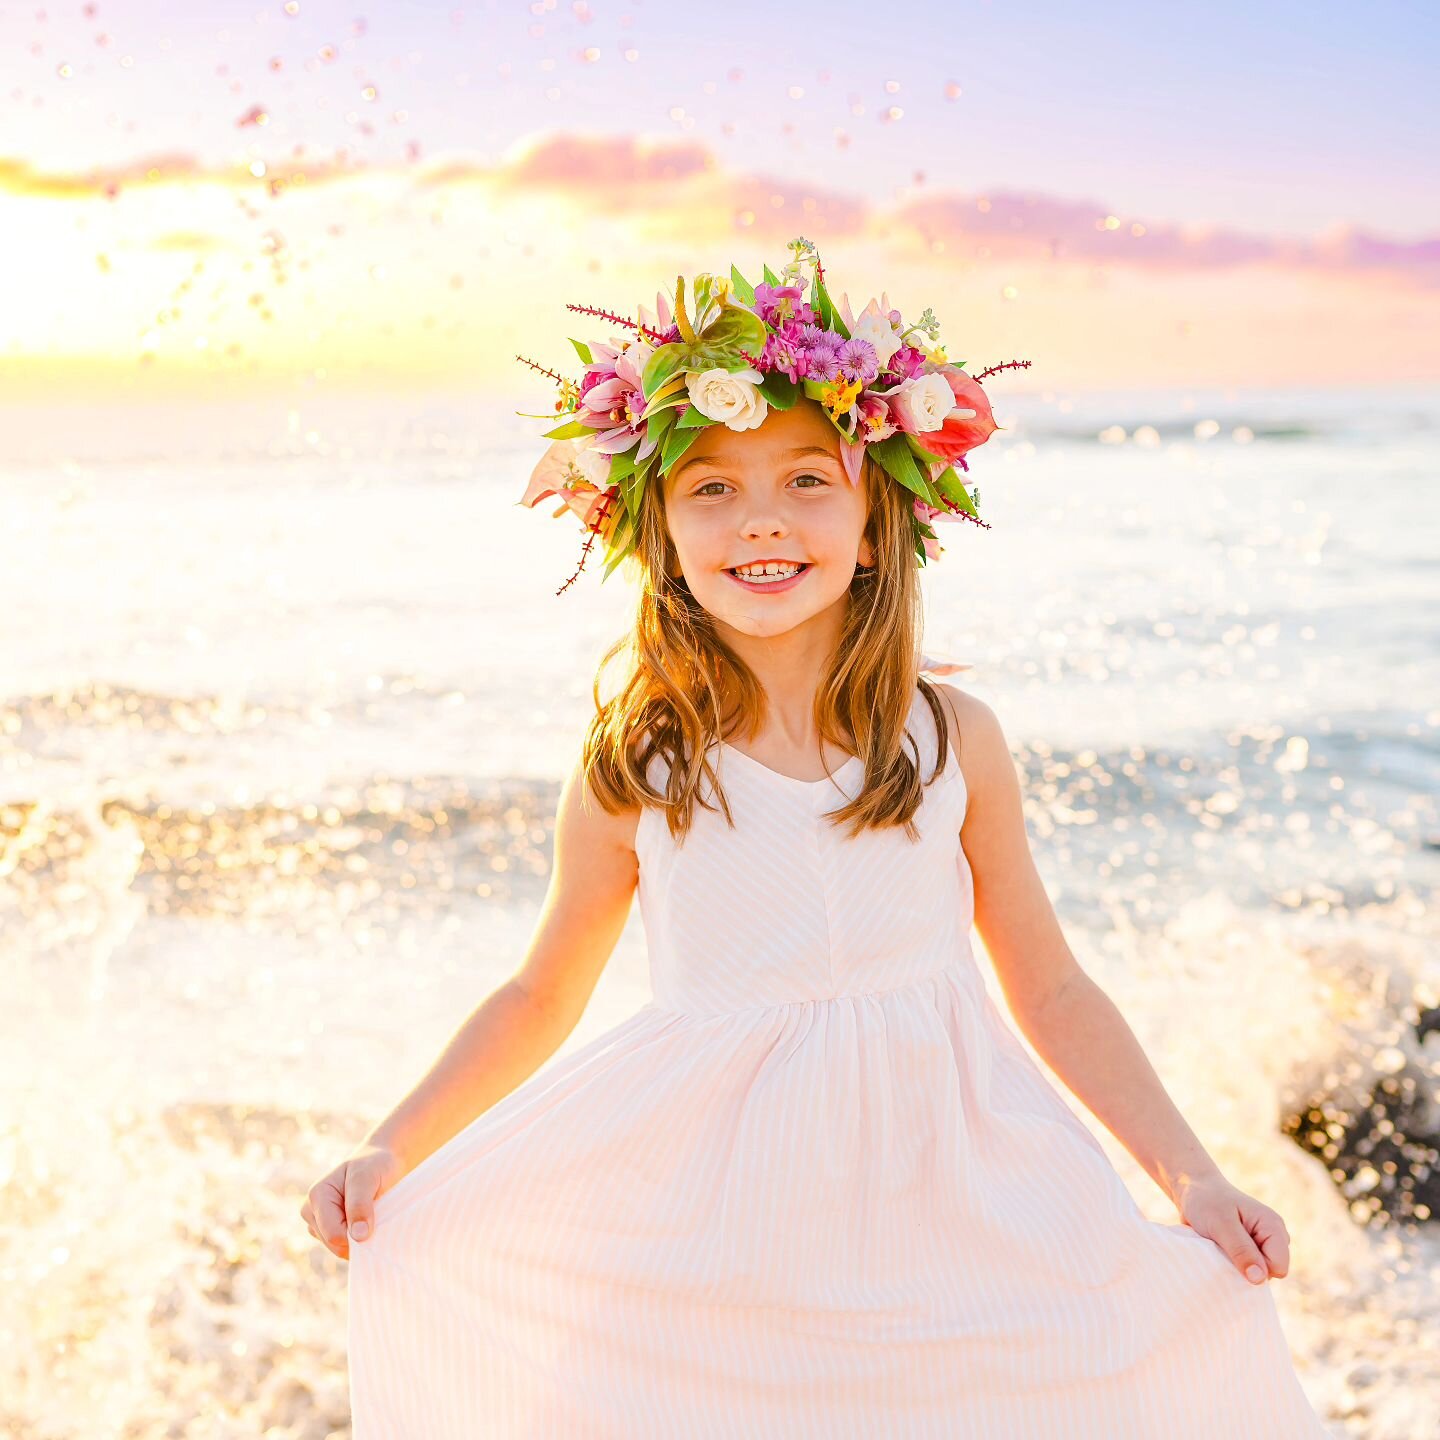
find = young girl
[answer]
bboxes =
[307,241,1328,1437]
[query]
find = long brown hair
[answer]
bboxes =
[579,424,957,844]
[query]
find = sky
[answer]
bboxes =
[2,0,1437,398]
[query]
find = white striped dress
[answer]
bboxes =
[347,683,1328,1437]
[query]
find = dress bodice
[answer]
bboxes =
[635,684,975,1016]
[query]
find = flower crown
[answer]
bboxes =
[517,237,1029,595]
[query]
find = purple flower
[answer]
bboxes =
[804,342,841,383]
[835,337,879,385]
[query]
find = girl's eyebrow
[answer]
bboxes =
[671,443,837,481]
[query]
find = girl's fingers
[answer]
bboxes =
[1245,1205,1291,1278]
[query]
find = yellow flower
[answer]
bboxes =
[820,376,862,416]
[927,344,948,365]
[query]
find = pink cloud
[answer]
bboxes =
[3,134,1435,287]
[896,191,1437,285]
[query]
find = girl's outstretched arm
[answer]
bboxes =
[931,684,1291,1287]
[359,752,640,1187]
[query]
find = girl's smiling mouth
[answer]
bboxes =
[725,561,812,592]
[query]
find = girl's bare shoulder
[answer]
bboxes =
[926,681,1015,809]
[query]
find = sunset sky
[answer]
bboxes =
[3,0,1436,398]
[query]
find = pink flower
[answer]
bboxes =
[912,367,998,464]
[855,391,897,444]
[577,337,660,462]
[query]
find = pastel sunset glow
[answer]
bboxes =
[2,0,1436,400]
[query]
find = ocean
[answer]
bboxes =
[1,381,1435,1436]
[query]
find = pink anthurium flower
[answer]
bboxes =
[519,438,616,534]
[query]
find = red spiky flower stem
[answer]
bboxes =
[972,358,1031,383]
[565,303,668,345]
[515,353,569,386]
[556,485,621,597]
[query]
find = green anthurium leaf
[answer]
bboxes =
[677,403,717,430]
[729,264,755,306]
[542,418,596,440]
[867,433,932,499]
[569,337,593,365]
[762,263,781,286]
[640,307,770,400]
[932,464,978,518]
[757,372,799,411]
[698,303,769,358]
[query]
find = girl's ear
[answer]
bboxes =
[857,536,876,568]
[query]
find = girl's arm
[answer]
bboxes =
[932,685,1231,1208]
[360,753,640,1183]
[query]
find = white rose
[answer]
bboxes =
[849,299,904,370]
[571,441,614,488]
[684,366,769,432]
[887,373,956,434]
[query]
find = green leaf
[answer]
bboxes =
[645,405,676,450]
[640,373,691,421]
[756,372,799,411]
[620,458,649,526]
[569,337,593,365]
[602,507,636,579]
[542,418,595,441]
[909,438,948,466]
[677,403,717,430]
[812,273,850,340]
[729,264,756,306]
[607,449,638,483]
[867,433,932,499]
[642,346,691,399]
[762,263,781,286]
[932,463,978,518]
[661,420,703,473]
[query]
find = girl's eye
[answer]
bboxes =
[693,474,829,497]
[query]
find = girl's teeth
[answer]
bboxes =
[735,563,803,583]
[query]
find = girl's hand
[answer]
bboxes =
[1174,1174,1291,1286]
[300,1142,405,1261]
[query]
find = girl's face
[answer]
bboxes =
[662,399,873,640]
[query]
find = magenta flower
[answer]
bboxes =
[752,283,815,329]
[887,344,930,381]
[760,323,807,381]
